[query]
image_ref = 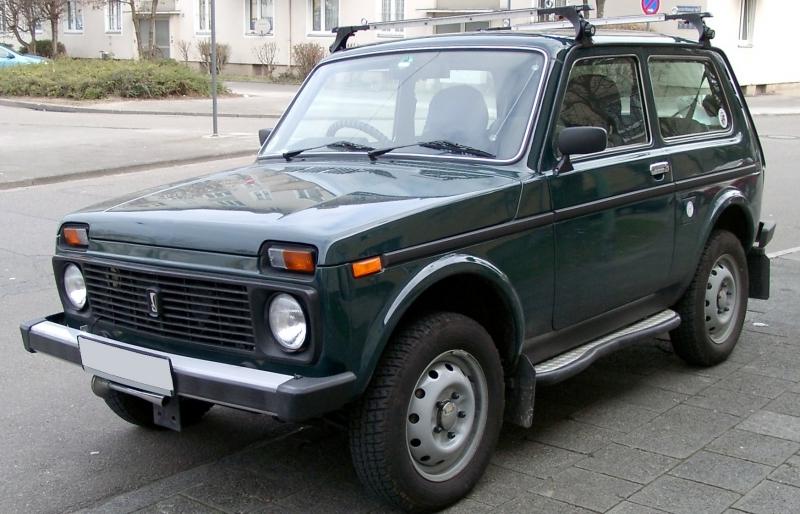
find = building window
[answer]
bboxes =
[198,0,211,33]
[379,0,403,34]
[310,0,338,33]
[246,0,274,34]
[66,1,83,32]
[106,0,122,33]
[739,0,756,45]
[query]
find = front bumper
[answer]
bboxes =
[20,314,356,422]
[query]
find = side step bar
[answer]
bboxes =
[534,309,681,385]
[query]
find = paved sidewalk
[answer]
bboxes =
[73,256,800,514]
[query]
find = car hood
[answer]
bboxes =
[66,160,524,265]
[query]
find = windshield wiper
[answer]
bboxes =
[368,140,495,161]
[282,141,375,161]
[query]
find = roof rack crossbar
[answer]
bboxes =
[329,7,715,53]
[329,4,592,53]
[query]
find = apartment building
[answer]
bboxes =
[0,1,795,89]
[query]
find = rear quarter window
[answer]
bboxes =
[648,58,731,139]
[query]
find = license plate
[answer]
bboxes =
[79,336,174,396]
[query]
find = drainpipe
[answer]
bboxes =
[288,1,293,68]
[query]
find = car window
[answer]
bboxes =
[555,56,648,152]
[413,70,497,137]
[648,58,731,138]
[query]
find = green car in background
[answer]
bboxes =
[20,7,774,512]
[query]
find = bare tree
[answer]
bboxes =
[252,40,277,76]
[1,0,45,54]
[595,0,605,18]
[88,0,160,58]
[39,0,66,55]
[176,38,191,64]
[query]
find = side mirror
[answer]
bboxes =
[7,53,15,59]
[258,128,272,146]
[556,127,607,174]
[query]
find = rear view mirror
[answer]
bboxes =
[258,128,272,146]
[556,127,607,173]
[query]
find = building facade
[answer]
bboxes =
[0,0,795,89]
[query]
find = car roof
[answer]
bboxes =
[326,29,703,62]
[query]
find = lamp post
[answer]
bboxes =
[210,0,219,136]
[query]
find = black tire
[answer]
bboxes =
[671,230,749,366]
[104,390,213,429]
[349,312,504,512]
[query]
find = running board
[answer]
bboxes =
[534,309,681,385]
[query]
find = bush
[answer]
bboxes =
[292,42,325,79]
[32,40,67,58]
[0,58,225,100]
[196,40,230,74]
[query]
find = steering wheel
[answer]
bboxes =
[326,120,391,146]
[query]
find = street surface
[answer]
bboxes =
[0,94,799,513]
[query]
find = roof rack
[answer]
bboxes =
[329,5,715,53]
[329,5,593,53]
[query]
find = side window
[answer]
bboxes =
[648,58,731,139]
[556,56,648,151]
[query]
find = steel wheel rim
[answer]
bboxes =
[405,349,488,482]
[705,254,741,344]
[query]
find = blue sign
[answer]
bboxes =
[642,0,660,15]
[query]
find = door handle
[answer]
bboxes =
[650,161,671,180]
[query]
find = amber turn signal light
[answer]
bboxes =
[352,257,383,278]
[268,247,316,273]
[62,226,89,248]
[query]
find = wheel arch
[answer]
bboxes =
[706,190,756,249]
[356,254,525,393]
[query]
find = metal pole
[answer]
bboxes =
[210,0,219,136]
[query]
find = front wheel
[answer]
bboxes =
[671,230,749,366]
[349,312,504,512]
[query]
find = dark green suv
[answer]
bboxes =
[20,8,774,512]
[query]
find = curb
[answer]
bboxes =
[0,150,255,191]
[0,98,282,119]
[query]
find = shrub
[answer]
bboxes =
[33,40,67,58]
[292,42,325,79]
[252,41,278,75]
[196,40,230,74]
[0,58,225,100]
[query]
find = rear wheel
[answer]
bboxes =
[671,230,748,366]
[104,390,213,429]
[349,312,504,512]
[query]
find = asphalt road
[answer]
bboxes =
[0,114,798,513]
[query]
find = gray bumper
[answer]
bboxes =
[20,314,356,422]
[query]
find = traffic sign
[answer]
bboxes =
[642,0,660,15]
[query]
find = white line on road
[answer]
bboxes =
[768,246,800,259]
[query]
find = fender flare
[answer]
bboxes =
[354,253,526,392]
[702,189,756,247]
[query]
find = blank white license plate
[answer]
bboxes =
[79,336,174,396]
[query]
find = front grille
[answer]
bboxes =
[83,263,256,352]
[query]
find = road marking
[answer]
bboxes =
[768,246,800,259]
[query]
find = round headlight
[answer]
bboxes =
[268,294,307,352]
[63,264,87,310]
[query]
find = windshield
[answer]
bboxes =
[262,49,546,161]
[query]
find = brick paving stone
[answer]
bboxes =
[638,369,718,395]
[136,495,226,514]
[768,455,800,488]
[494,492,595,513]
[181,467,290,513]
[492,440,583,479]
[738,411,800,442]
[536,467,641,512]
[706,429,800,466]
[575,443,678,485]
[528,418,620,454]
[273,482,384,514]
[616,405,739,459]
[439,498,494,513]
[570,399,660,433]
[741,344,800,382]
[684,386,771,417]
[629,476,740,514]
[733,481,800,514]
[715,371,793,399]
[607,501,670,514]
[466,463,543,507]
[610,384,689,414]
[668,451,771,494]
[764,391,800,418]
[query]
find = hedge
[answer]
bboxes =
[0,58,224,100]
